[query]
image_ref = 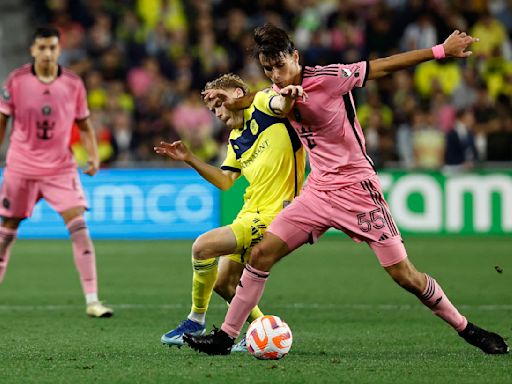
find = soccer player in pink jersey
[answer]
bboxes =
[0,26,113,318]
[185,24,508,354]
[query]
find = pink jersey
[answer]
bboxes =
[0,64,89,177]
[273,61,375,190]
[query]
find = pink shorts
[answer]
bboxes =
[0,169,88,218]
[268,175,407,267]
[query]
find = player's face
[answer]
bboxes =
[259,50,301,88]
[207,87,244,129]
[31,36,61,69]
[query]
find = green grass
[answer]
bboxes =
[0,237,511,384]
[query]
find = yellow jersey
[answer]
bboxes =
[221,89,305,215]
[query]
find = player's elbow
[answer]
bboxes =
[217,180,233,191]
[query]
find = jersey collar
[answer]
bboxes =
[31,64,62,78]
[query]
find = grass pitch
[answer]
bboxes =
[0,237,511,384]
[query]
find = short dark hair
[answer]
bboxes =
[33,26,60,42]
[253,23,295,61]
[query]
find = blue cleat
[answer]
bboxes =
[231,335,247,353]
[161,319,205,346]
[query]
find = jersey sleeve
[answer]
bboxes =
[0,73,15,116]
[220,137,241,173]
[322,61,369,95]
[75,78,90,120]
[253,88,286,117]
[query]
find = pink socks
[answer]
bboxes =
[67,217,97,295]
[0,227,17,283]
[419,274,467,332]
[221,264,269,338]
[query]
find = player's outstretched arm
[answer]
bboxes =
[154,141,238,190]
[76,117,100,176]
[368,30,478,80]
[270,85,308,116]
[203,89,256,111]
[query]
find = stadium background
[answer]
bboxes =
[0,1,511,383]
[0,0,511,239]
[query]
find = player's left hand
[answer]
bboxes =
[83,159,99,176]
[443,30,479,58]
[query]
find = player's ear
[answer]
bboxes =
[30,43,36,59]
[234,87,244,98]
[292,50,299,63]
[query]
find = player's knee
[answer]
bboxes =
[191,236,211,260]
[250,244,277,271]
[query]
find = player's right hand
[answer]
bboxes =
[154,140,191,162]
[279,85,308,101]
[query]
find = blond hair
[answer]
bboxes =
[204,73,249,94]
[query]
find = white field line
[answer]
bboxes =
[0,303,510,311]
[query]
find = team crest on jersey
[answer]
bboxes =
[250,120,259,135]
[42,105,52,116]
[1,87,10,101]
[340,68,352,78]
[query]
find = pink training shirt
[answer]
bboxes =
[273,61,375,191]
[0,64,89,177]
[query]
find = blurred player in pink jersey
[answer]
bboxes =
[185,24,508,354]
[0,26,112,318]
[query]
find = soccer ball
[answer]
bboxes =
[246,315,293,360]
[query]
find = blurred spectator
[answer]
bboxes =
[452,66,479,110]
[431,91,456,133]
[71,111,115,166]
[401,13,437,51]
[110,110,136,163]
[137,0,187,32]
[444,108,478,171]
[470,12,508,58]
[127,57,162,98]
[473,84,500,160]
[20,0,512,168]
[414,59,462,99]
[412,110,445,169]
[172,90,214,142]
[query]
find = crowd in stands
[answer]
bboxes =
[28,0,512,169]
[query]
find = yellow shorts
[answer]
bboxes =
[227,211,275,265]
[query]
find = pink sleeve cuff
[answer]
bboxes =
[432,44,446,59]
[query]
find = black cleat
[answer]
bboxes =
[458,322,509,354]
[183,326,234,355]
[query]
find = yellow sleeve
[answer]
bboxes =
[252,89,282,117]
[220,137,241,172]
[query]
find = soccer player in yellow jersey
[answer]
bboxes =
[154,74,305,351]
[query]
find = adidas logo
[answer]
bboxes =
[378,233,389,241]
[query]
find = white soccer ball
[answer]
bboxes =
[246,315,293,360]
